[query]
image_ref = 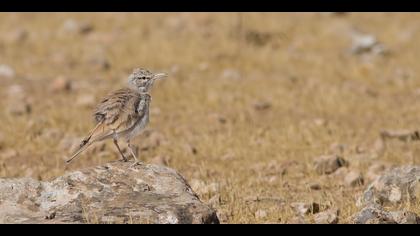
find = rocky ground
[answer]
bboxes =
[0,161,219,224]
[1,13,420,223]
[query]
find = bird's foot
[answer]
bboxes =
[119,156,129,162]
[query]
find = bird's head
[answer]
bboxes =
[128,68,168,93]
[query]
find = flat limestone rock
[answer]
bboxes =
[0,161,219,224]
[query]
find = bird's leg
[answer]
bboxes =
[127,140,142,167]
[112,131,128,162]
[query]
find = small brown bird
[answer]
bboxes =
[66,68,168,165]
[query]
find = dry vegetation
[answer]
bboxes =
[1,13,420,223]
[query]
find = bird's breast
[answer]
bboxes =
[128,112,149,139]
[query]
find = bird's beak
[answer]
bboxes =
[153,73,168,80]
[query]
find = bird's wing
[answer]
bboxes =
[93,88,143,135]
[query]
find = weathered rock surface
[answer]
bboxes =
[0,161,219,224]
[358,166,420,207]
[353,205,419,224]
[354,166,420,224]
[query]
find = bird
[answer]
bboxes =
[66,68,168,165]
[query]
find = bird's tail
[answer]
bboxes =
[65,131,116,164]
[65,139,95,164]
[65,122,107,164]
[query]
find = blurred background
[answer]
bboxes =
[1,13,420,223]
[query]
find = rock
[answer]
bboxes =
[208,113,227,124]
[372,137,386,157]
[89,57,110,71]
[332,166,350,179]
[380,129,420,142]
[358,166,420,207]
[198,62,209,71]
[184,144,198,155]
[314,155,348,175]
[255,209,268,220]
[291,202,320,215]
[61,19,94,35]
[5,28,29,43]
[221,69,241,80]
[76,94,96,108]
[366,163,390,182]
[245,30,274,47]
[170,64,180,74]
[389,211,420,224]
[314,118,328,127]
[309,183,321,190]
[287,215,307,224]
[0,149,18,160]
[7,99,31,116]
[350,32,387,55]
[216,209,232,223]
[164,16,186,32]
[314,208,339,224]
[353,205,419,224]
[50,76,72,92]
[86,32,117,46]
[0,161,219,224]
[344,171,364,187]
[6,85,31,116]
[0,64,15,79]
[253,101,271,111]
[61,19,78,33]
[353,206,396,224]
[7,84,25,99]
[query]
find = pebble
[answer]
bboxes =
[314,154,348,175]
[255,209,268,220]
[314,208,340,224]
[344,171,364,187]
[0,65,15,79]
[291,202,320,215]
[221,69,241,80]
[7,100,31,116]
[50,76,72,92]
[309,182,322,190]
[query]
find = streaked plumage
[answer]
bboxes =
[66,68,167,165]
